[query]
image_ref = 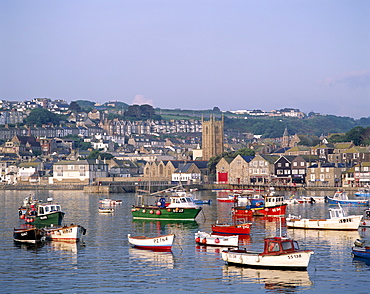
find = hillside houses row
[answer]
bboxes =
[215,153,370,188]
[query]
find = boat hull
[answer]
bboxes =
[195,231,239,247]
[221,249,314,270]
[352,247,370,259]
[24,211,65,227]
[44,225,86,242]
[13,227,45,244]
[232,204,287,217]
[131,206,202,220]
[287,215,363,230]
[211,223,251,235]
[327,199,369,206]
[128,234,175,251]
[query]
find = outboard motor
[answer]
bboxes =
[354,239,365,248]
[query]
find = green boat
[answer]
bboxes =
[20,200,65,227]
[131,187,202,221]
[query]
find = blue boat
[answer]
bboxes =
[325,191,369,206]
[352,239,370,259]
[354,188,370,197]
[193,199,212,205]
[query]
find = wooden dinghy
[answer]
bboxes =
[195,231,239,247]
[128,234,175,251]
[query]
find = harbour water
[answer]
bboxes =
[1,189,369,293]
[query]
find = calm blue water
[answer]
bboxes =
[1,189,370,294]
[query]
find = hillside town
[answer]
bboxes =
[0,98,369,190]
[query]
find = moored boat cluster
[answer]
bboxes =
[14,196,86,245]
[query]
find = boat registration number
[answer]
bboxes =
[287,254,302,259]
[173,208,184,213]
[154,236,168,243]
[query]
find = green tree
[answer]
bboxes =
[87,150,114,160]
[25,109,62,126]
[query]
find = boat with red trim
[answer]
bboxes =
[128,233,175,251]
[195,231,239,247]
[232,195,287,217]
[222,235,314,270]
[211,221,252,235]
[43,224,86,242]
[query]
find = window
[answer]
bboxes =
[285,163,289,167]
[68,165,74,170]
[268,242,280,252]
[278,163,282,167]
[301,162,305,166]
[293,162,297,166]
[282,241,293,250]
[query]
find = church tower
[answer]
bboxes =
[282,126,289,148]
[202,114,224,160]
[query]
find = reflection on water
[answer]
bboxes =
[128,247,175,269]
[2,190,370,293]
[48,241,84,254]
[288,229,361,247]
[223,265,313,288]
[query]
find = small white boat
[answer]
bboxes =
[43,224,86,242]
[222,236,314,270]
[128,234,175,251]
[195,231,239,247]
[99,198,122,205]
[99,207,114,213]
[286,204,363,230]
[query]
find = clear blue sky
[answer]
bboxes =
[1,1,369,118]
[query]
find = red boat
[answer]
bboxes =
[232,195,287,217]
[211,222,252,235]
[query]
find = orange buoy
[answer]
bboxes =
[215,238,220,243]
[150,210,154,214]
[195,237,200,243]
[202,238,207,244]
[156,210,161,215]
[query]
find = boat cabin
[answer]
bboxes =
[332,191,349,201]
[264,195,285,207]
[167,195,198,209]
[37,204,62,216]
[329,205,346,219]
[262,236,300,255]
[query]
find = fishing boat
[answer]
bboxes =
[325,191,369,206]
[195,231,239,247]
[359,208,370,227]
[131,185,202,221]
[19,198,65,227]
[13,227,46,244]
[211,220,252,235]
[128,233,175,251]
[352,239,370,259]
[354,188,370,197]
[221,235,314,270]
[43,224,87,242]
[286,204,363,230]
[232,194,287,217]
